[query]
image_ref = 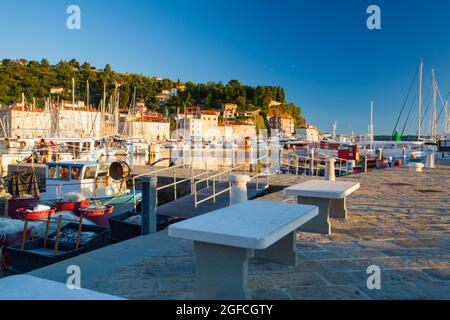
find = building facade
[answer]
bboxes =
[222,103,237,119]
[269,115,295,136]
[295,125,320,142]
[0,104,102,139]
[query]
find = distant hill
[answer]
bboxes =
[0,58,306,127]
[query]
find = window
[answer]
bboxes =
[84,166,97,179]
[97,163,109,177]
[48,165,58,179]
[82,142,91,152]
[71,166,83,180]
[59,166,70,181]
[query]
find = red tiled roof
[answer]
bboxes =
[7,106,45,113]
[224,121,253,126]
[200,110,220,115]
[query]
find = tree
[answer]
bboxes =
[104,64,112,74]
[40,59,50,67]
[0,58,307,125]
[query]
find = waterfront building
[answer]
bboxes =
[176,107,220,141]
[295,125,320,142]
[222,122,257,140]
[269,114,295,136]
[0,103,102,139]
[222,103,237,119]
[120,113,170,142]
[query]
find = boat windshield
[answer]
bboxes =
[48,164,58,179]
[71,166,83,180]
[58,166,70,181]
[84,166,97,179]
[97,163,110,177]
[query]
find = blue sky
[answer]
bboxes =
[1,0,450,135]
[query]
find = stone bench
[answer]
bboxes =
[0,275,124,300]
[284,180,360,235]
[168,200,318,300]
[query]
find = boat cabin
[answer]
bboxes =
[338,145,361,161]
[41,161,125,201]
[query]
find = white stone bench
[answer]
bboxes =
[0,275,124,300]
[168,201,318,300]
[284,180,360,235]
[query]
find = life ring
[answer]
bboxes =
[19,141,27,148]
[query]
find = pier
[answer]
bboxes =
[24,165,449,300]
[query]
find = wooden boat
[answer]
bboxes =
[7,222,109,273]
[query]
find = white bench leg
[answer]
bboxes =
[193,241,251,300]
[330,197,347,219]
[255,231,298,265]
[296,196,331,235]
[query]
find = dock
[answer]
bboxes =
[22,165,449,300]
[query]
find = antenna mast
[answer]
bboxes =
[417,59,423,140]
[369,101,374,151]
[431,69,437,140]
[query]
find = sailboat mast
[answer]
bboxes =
[417,60,423,140]
[86,80,90,108]
[72,78,75,111]
[369,101,374,151]
[431,69,437,140]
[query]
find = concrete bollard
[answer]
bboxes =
[325,158,336,181]
[361,155,368,173]
[230,174,250,206]
[426,152,435,168]
[141,175,158,235]
[378,148,383,161]
[408,162,424,172]
[309,149,315,176]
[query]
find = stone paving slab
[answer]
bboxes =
[18,166,450,300]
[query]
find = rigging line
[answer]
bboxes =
[392,65,419,136]
[436,90,449,123]
[401,96,416,137]
[421,99,431,126]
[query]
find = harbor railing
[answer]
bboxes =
[131,163,189,211]
[280,150,352,176]
[193,155,270,208]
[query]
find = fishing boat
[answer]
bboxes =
[0,137,108,176]
[38,160,142,207]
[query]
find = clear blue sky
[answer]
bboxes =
[1,0,450,135]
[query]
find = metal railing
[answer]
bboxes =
[131,163,227,211]
[248,155,271,192]
[280,150,352,176]
[193,165,240,207]
[132,163,189,210]
[193,155,271,208]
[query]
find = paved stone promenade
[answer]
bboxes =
[29,166,449,300]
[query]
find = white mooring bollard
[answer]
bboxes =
[408,162,424,172]
[325,158,336,181]
[425,152,435,168]
[230,174,251,206]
